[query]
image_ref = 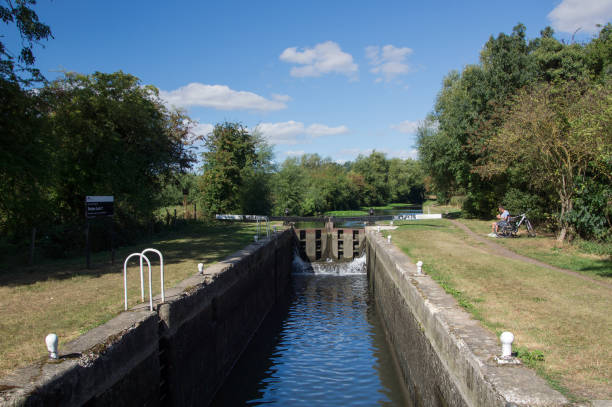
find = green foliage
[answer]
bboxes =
[417,22,612,241]
[566,177,612,241]
[0,0,52,84]
[270,152,425,216]
[0,71,195,259]
[198,122,273,216]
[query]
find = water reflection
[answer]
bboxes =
[211,274,410,406]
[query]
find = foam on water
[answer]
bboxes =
[292,250,366,275]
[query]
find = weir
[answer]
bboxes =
[0,226,568,407]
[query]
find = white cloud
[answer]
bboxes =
[548,0,612,34]
[191,122,214,138]
[159,83,287,111]
[305,123,349,137]
[366,45,413,82]
[271,93,292,102]
[255,121,349,145]
[279,41,358,78]
[391,120,420,134]
[285,150,305,157]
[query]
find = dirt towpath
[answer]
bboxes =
[449,219,612,290]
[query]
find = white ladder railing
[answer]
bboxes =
[123,248,166,311]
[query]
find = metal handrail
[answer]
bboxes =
[124,253,153,311]
[141,248,165,304]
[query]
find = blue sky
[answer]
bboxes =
[18,0,612,165]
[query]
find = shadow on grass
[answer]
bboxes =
[0,222,257,288]
[579,260,612,278]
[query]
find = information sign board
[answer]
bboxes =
[86,196,114,219]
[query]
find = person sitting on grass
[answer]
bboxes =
[489,205,509,237]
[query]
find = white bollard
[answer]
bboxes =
[387,235,392,243]
[377,226,380,233]
[390,220,394,226]
[254,235,258,242]
[416,261,423,274]
[45,333,58,359]
[197,263,204,275]
[500,331,514,358]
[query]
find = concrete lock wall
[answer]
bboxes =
[365,230,568,407]
[0,229,295,407]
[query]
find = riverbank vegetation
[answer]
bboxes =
[386,219,611,401]
[417,24,612,242]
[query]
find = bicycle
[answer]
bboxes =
[497,213,536,238]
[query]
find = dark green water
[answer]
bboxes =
[211,272,410,406]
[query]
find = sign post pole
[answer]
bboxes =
[86,218,91,269]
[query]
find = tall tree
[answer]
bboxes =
[198,122,265,215]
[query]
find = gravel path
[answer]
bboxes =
[449,219,612,289]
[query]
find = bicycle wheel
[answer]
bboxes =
[526,220,536,237]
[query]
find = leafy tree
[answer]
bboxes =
[198,122,271,216]
[388,158,425,203]
[271,158,306,216]
[0,0,52,84]
[477,80,612,241]
[0,78,52,240]
[352,151,390,206]
[41,71,194,224]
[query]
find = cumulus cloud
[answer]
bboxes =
[279,41,358,78]
[391,120,420,134]
[159,83,287,111]
[255,121,349,145]
[190,122,214,140]
[365,45,413,82]
[285,150,306,157]
[548,0,612,34]
[306,123,349,137]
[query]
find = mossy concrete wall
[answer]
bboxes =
[366,229,568,407]
[0,229,295,407]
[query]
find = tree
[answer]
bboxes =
[352,151,390,206]
[41,71,194,224]
[271,158,306,216]
[0,0,52,84]
[477,80,612,241]
[198,122,269,216]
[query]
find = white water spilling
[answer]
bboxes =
[292,250,366,275]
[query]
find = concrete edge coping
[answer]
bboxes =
[366,229,570,406]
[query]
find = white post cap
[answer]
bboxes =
[45,333,58,359]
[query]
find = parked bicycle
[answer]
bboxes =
[496,213,536,238]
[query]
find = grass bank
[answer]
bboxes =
[384,219,611,401]
[0,221,259,377]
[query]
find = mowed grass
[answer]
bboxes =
[0,221,260,377]
[457,219,612,281]
[385,219,612,401]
